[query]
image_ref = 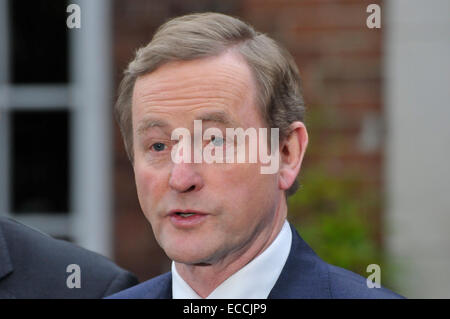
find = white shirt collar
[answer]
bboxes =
[172,219,292,299]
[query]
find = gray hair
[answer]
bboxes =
[115,12,305,196]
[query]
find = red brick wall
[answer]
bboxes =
[112,0,383,281]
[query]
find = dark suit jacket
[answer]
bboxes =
[108,222,403,299]
[0,217,139,298]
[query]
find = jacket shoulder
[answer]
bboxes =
[327,264,404,299]
[0,217,138,298]
[269,223,404,299]
[107,272,172,299]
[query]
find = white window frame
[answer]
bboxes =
[0,0,112,257]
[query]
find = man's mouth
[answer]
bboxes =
[168,209,208,217]
[168,209,209,228]
[175,212,196,218]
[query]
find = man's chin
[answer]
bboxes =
[169,253,211,265]
[175,260,212,267]
[158,228,225,264]
[165,247,217,266]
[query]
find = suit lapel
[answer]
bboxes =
[268,223,331,298]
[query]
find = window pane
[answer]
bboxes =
[10,110,70,213]
[9,0,69,83]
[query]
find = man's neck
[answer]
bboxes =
[174,198,288,298]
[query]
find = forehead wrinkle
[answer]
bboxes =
[135,74,250,108]
[133,55,254,109]
[138,94,233,108]
[196,110,240,128]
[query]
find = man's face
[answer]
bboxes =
[131,51,282,265]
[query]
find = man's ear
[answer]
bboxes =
[278,121,308,191]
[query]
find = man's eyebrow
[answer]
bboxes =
[136,118,170,135]
[196,111,238,127]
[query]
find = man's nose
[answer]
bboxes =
[168,161,204,193]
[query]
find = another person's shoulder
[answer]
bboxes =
[326,263,404,299]
[0,217,138,298]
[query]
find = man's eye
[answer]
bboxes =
[150,142,167,152]
[211,136,224,147]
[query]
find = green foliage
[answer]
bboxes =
[288,167,382,276]
[285,104,400,288]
